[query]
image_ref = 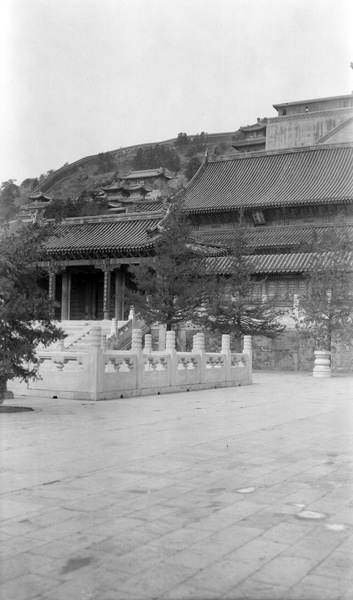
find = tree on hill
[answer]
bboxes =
[132,145,180,172]
[0,180,20,222]
[97,152,116,173]
[44,192,108,221]
[0,224,64,402]
[295,228,353,353]
[20,178,39,190]
[192,132,208,151]
[175,132,189,147]
[185,156,202,181]
[127,201,209,331]
[199,230,284,345]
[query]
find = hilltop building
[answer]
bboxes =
[18,192,53,223]
[233,93,353,154]
[101,167,173,213]
[232,119,267,153]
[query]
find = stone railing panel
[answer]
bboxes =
[103,352,137,391]
[204,353,226,383]
[143,354,171,389]
[176,353,200,386]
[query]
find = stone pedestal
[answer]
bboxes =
[313,350,332,378]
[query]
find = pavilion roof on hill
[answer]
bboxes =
[239,122,267,132]
[184,144,353,213]
[27,192,52,202]
[123,167,173,180]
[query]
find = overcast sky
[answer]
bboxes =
[1,0,352,184]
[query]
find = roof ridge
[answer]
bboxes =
[208,142,353,163]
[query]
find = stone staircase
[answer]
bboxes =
[50,318,150,353]
[316,116,353,144]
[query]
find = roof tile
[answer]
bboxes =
[46,217,162,258]
[185,145,353,213]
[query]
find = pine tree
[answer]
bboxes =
[200,230,284,343]
[128,202,209,330]
[295,228,353,351]
[0,224,64,402]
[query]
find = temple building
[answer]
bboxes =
[232,93,353,154]
[266,93,353,150]
[184,141,353,369]
[232,119,267,153]
[101,167,173,213]
[18,192,53,223]
[29,92,353,369]
[43,209,166,323]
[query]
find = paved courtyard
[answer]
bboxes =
[0,372,353,600]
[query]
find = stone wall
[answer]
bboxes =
[252,331,353,372]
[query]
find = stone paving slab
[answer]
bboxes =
[0,371,352,600]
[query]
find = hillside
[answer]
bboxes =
[28,131,239,200]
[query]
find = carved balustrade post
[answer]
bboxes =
[166,331,177,386]
[88,327,104,400]
[131,329,143,389]
[143,334,153,355]
[221,334,232,381]
[129,305,137,328]
[192,332,205,384]
[243,335,252,382]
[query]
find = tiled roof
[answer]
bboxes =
[268,107,353,123]
[273,95,353,109]
[232,138,266,147]
[206,251,353,275]
[133,201,165,212]
[126,184,152,192]
[195,225,353,250]
[185,144,353,213]
[45,217,163,259]
[124,168,173,180]
[101,184,125,192]
[28,192,52,201]
[239,123,267,132]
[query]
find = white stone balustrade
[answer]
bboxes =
[9,329,252,401]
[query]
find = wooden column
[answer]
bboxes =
[103,268,112,320]
[61,270,71,321]
[114,267,125,321]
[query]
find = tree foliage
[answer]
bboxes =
[191,132,208,151]
[199,231,284,343]
[174,132,189,147]
[97,152,116,173]
[0,180,20,222]
[295,229,353,351]
[127,202,208,330]
[0,224,64,400]
[132,144,180,172]
[44,192,108,221]
[185,156,202,181]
